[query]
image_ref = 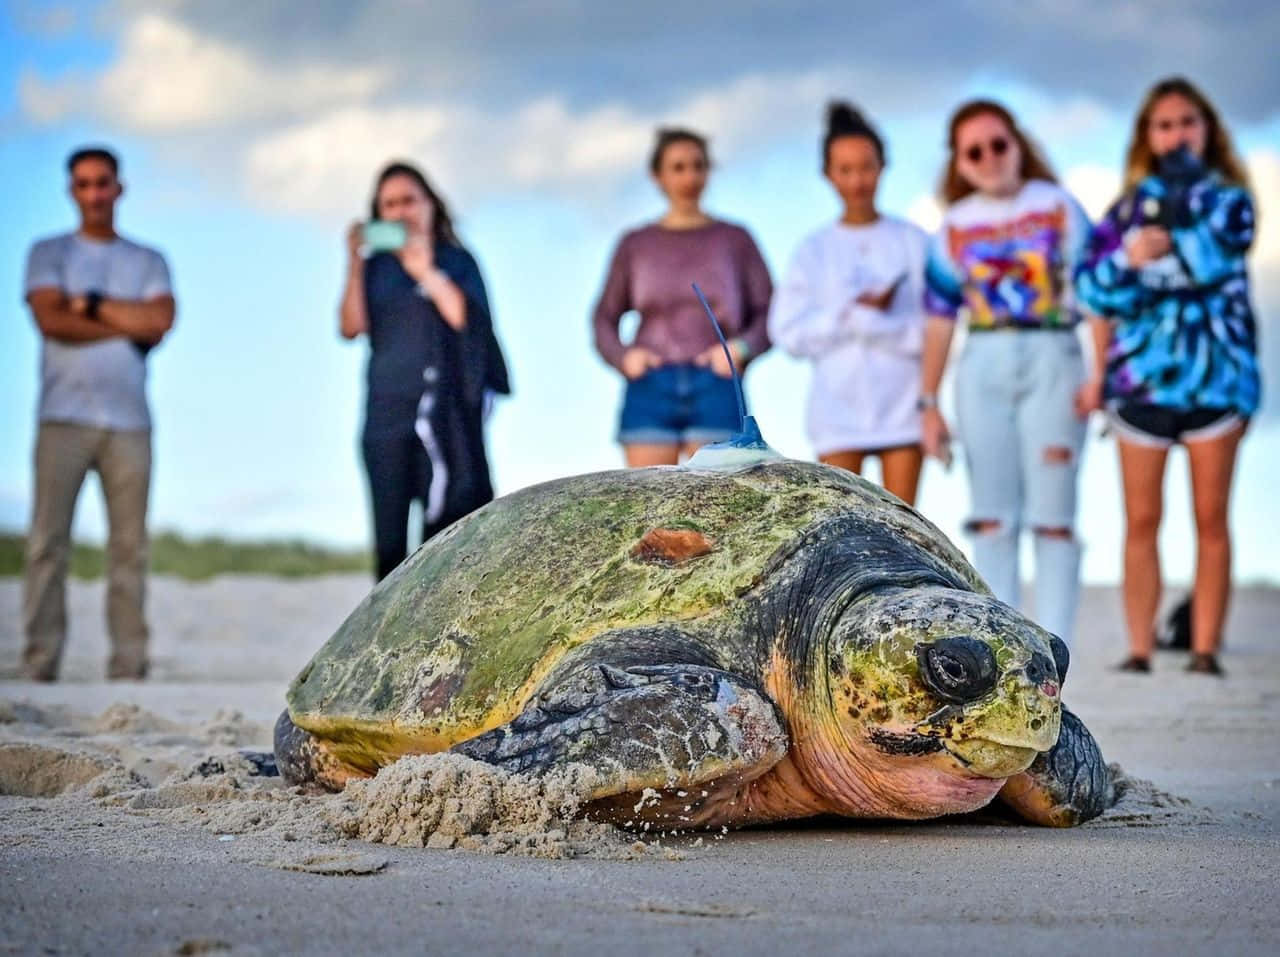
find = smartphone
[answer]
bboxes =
[362,219,407,254]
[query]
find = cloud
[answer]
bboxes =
[241,70,846,216]
[21,12,388,131]
[1063,164,1123,220]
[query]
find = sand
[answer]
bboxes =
[1,575,1277,955]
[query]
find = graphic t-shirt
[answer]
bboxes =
[924,180,1091,330]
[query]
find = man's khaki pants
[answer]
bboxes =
[23,422,152,680]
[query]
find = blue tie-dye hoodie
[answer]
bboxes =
[1075,172,1260,416]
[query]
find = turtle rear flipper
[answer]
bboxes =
[454,663,788,804]
[274,710,366,791]
[997,706,1115,826]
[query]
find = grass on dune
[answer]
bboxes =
[0,531,371,581]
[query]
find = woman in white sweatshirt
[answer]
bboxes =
[768,102,928,504]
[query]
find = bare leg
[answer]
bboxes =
[1184,424,1244,657]
[819,450,866,475]
[1118,439,1168,662]
[679,440,708,461]
[625,443,680,467]
[878,445,924,506]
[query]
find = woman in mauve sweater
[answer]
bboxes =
[592,127,773,466]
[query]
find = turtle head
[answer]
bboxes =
[817,584,1065,817]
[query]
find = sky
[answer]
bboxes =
[1,0,1278,586]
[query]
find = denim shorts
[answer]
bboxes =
[617,364,739,446]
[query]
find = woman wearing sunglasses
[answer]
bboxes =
[920,100,1094,644]
[769,102,928,503]
[1076,77,1258,676]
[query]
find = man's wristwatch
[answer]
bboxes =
[85,290,103,320]
[916,393,939,411]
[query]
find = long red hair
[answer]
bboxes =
[938,100,1057,205]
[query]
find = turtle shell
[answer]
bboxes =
[286,460,981,772]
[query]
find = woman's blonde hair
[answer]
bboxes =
[1122,77,1250,192]
[938,99,1057,205]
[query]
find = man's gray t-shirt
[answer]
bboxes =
[24,232,172,431]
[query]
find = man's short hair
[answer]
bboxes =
[67,147,120,177]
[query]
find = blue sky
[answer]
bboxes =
[1,1,1278,586]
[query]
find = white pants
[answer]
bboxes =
[955,331,1087,643]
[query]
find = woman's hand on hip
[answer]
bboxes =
[694,342,744,379]
[621,346,663,380]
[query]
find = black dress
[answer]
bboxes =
[361,244,511,579]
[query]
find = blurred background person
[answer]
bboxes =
[920,100,1095,644]
[339,161,510,581]
[769,101,928,504]
[1076,77,1259,676]
[592,127,773,466]
[21,146,175,681]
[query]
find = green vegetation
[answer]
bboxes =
[0,531,371,580]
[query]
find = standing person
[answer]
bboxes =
[769,102,929,504]
[1076,77,1259,676]
[592,127,773,466]
[920,101,1094,644]
[339,161,510,581]
[21,146,176,681]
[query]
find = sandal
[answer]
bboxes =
[1185,653,1224,676]
[1116,655,1151,673]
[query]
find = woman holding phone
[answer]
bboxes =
[920,100,1093,645]
[339,161,510,580]
[768,101,929,504]
[1076,77,1259,676]
[592,127,773,466]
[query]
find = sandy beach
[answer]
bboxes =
[2,574,1277,956]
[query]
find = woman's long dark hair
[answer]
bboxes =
[369,161,460,246]
[938,99,1057,205]
[1122,76,1250,192]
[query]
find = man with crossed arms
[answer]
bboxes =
[22,146,176,680]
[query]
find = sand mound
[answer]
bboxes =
[331,753,664,859]
[1097,764,1217,827]
[0,742,141,798]
[91,702,183,734]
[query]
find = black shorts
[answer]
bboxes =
[1108,403,1244,449]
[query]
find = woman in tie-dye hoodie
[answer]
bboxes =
[1076,77,1259,677]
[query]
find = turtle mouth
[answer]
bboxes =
[942,739,1039,779]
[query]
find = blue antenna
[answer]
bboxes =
[691,282,767,449]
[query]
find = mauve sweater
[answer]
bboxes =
[591,220,773,372]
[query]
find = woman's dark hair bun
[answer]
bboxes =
[823,100,886,168]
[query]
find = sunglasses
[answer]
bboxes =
[962,137,1010,164]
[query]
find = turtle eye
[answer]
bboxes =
[916,637,998,704]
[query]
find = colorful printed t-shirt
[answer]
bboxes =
[924,180,1091,330]
[1075,172,1259,416]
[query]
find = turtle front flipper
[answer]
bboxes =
[454,663,788,805]
[997,706,1115,826]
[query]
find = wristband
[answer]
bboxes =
[86,290,103,320]
[916,393,939,411]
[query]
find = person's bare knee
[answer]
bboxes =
[1042,445,1074,465]
[964,518,1004,536]
[1032,525,1074,541]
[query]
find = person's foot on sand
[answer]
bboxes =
[1185,653,1225,677]
[1116,655,1151,673]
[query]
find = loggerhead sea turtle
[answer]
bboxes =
[273,433,1113,829]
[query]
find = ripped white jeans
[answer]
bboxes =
[955,330,1087,643]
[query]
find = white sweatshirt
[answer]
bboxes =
[768,217,928,454]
